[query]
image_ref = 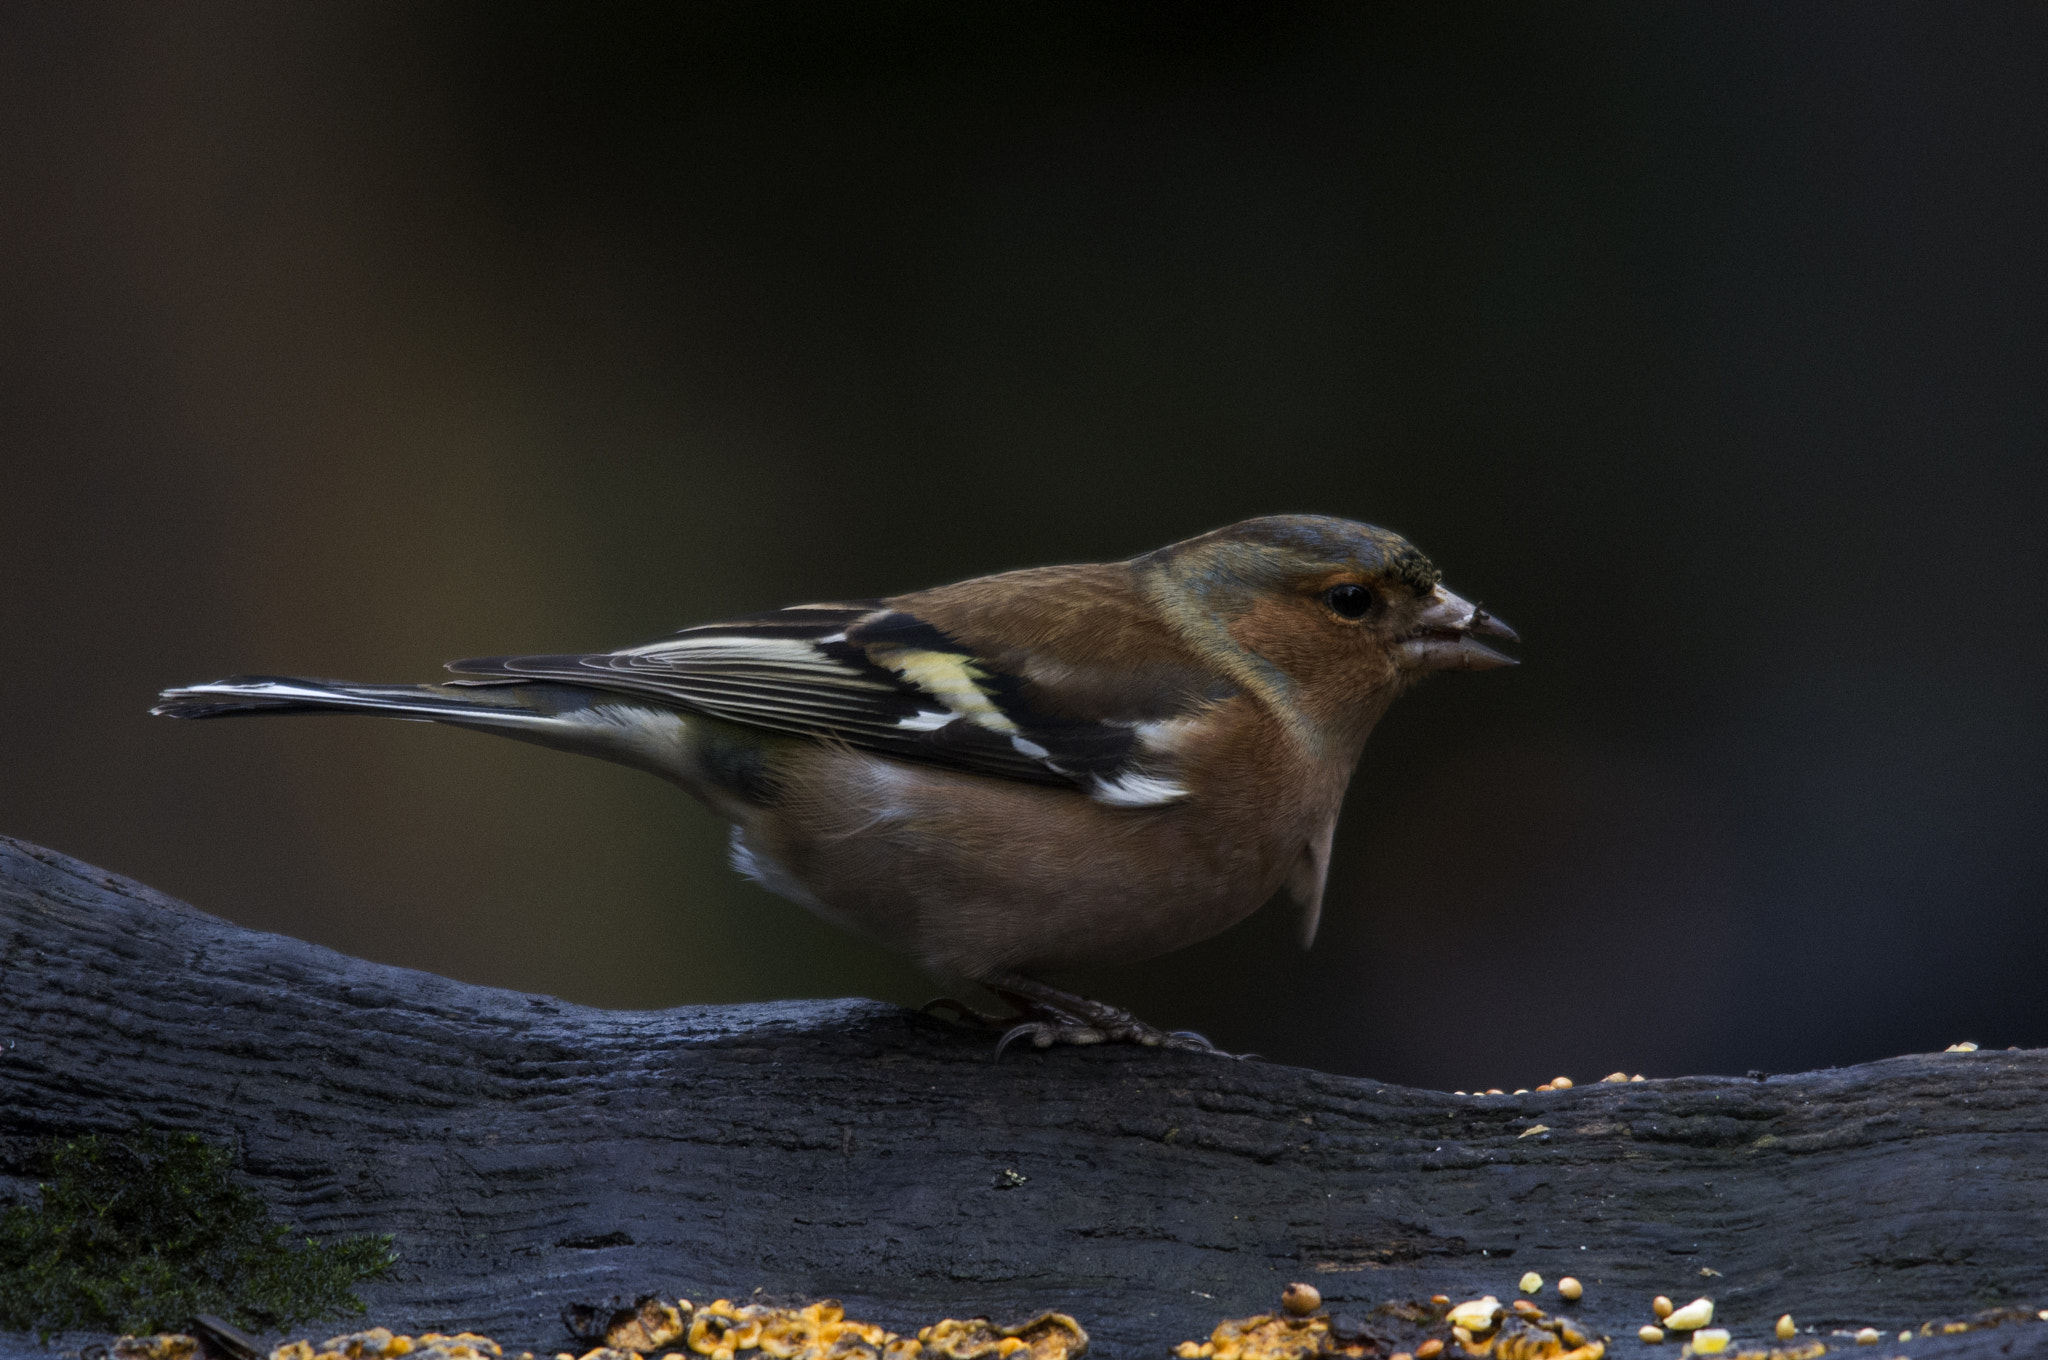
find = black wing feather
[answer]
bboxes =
[447,604,1148,790]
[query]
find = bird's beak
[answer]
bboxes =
[1396,585,1520,672]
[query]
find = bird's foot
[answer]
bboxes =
[985,974,1242,1060]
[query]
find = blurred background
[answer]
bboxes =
[3,1,2043,1088]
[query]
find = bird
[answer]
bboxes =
[154,514,1515,1053]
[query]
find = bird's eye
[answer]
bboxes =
[1324,583,1375,620]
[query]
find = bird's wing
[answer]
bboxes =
[447,603,1210,805]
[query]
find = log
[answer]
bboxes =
[3,834,2044,1360]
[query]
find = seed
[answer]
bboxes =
[1899,1332,1912,1342]
[1690,1329,1730,1355]
[1601,1071,1629,1083]
[1664,1299,1714,1331]
[1519,1273,1542,1295]
[1416,1343,1444,1360]
[1451,1327,1473,1347]
[1638,1326,1664,1344]
[1535,1084,1554,1092]
[1518,1125,1550,1138]
[1558,1278,1583,1301]
[1513,1089,1530,1095]
[1776,1315,1796,1340]
[1944,1042,1979,1052]
[1446,1298,1503,1333]
[1281,1283,1321,1317]
[1430,1296,1450,1306]
[1630,1074,1645,1081]
[1389,1355,1412,1360]
[1511,1300,1542,1320]
[1551,1077,1573,1089]
[1854,1327,1879,1345]
[1652,1297,1674,1320]
[1486,1089,1504,1096]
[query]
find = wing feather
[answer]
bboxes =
[448,603,1200,800]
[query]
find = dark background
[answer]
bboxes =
[4,1,2043,1089]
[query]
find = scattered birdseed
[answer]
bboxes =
[1854,1327,1880,1344]
[1629,1075,1644,1082]
[1652,1298,1674,1321]
[922,1314,1085,1360]
[1518,1274,1543,1295]
[1518,1126,1550,1139]
[1637,1326,1664,1344]
[1775,1315,1796,1341]
[1281,1285,1321,1318]
[1415,1343,1443,1360]
[1600,1072,1628,1084]
[1556,1280,1582,1303]
[1551,1078,1573,1090]
[1171,1311,1345,1360]
[1662,1299,1713,1331]
[268,1331,509,1360]
[1688,1330,1729,1355]
[258,1304,1085,1360]
[1944,1042,1979,1053]
[114,1338,201,1360]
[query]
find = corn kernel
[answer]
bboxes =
[1690,1329,1729,1355]
[1663,1299,1714,1331]
[1519,1273,1542,1294]
[1446,1298,1502,1333]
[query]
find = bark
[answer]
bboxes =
[3,835,2044,1360]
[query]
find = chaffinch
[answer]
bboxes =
[156,515,1515,1052]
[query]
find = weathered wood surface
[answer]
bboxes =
[3,834,2046,1360]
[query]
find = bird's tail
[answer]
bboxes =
[153,675,553,725]
[152,675,690,778]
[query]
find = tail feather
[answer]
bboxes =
[151,674,695,782]
[151,676,548,726]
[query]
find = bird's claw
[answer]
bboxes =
[989,1013,1243,1061]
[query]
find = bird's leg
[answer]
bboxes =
[918,995,1013,1029]
[985,973,1236,1058]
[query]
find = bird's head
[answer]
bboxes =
[1137,514,1517,746]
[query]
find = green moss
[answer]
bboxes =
[0,1126,394,1339]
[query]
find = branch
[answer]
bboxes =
[3,835,2042,1360]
